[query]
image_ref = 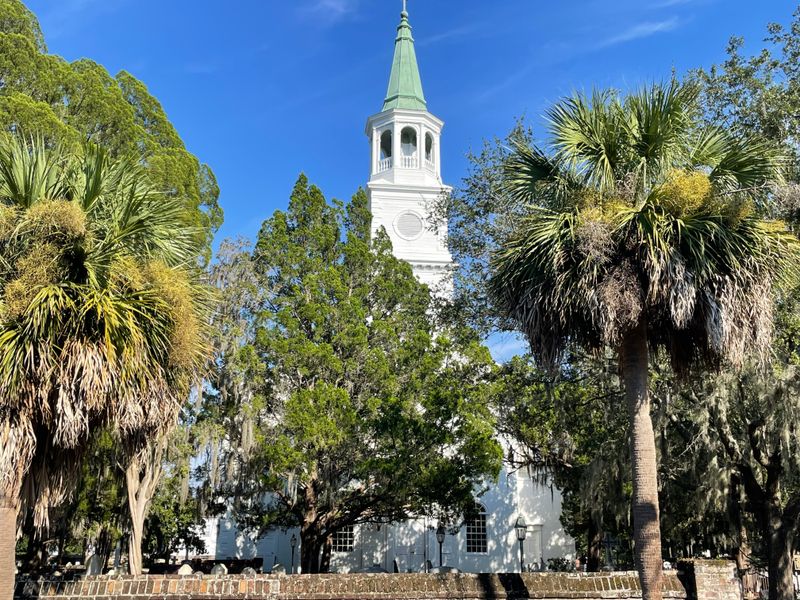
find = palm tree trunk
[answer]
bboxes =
[0,495,18,600]
[124,438,166,575]
[620,320,663,600]
[128,504,146,576]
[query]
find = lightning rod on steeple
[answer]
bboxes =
[402,0,408,15]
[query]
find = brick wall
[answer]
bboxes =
[15,571,691,600]
[14,562,743,600]
[677,560,743,600]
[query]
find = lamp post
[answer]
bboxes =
[515,517,527,572]
[435,524,446,567]
[290,534,297,574]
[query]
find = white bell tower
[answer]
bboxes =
[365,3,453,295]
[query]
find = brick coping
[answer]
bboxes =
[16,571,690,600]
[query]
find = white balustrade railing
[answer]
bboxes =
[401,155,418,169]
[378,155,433,171]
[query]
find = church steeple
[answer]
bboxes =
[365,3,453,296]
[382,3,427,111]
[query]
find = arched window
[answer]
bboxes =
[401,127,417,157]
[380,130,393,159]
[425,133,434,162]
[465,504,488,554]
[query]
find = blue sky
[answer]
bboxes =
[25,0,799,359]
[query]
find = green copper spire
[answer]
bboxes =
[382,4,427,111]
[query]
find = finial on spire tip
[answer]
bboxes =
[402,0,408,16]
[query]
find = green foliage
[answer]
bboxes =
[144,489,206,560]
[203,175,502,573]
[492,353,633,567]
[490,81,796,373]
[0,2,222,259]
[0,0,44,51]
[0,137,210,538]
[58,430,127,562]
[143,427,206,560]
[696,7,800,174]
[430,121,533,336]
[680,290,800,567]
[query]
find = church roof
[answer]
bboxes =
[382,8,427,112]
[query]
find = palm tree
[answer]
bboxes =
[489,81,798,600]
[0,136,208,596]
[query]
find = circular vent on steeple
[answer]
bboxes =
[394,211,424,240]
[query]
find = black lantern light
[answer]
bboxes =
[514,517,527,572]
[435,523,446,567]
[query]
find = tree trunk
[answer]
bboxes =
[0,495,18,600]
[300,529,321,574]
[735,524,751,573]
[124,438,166,575]
[95,527,115,573]
[127,503,145,576]
[620,321,663,600]
[319,534,333,573]
[587,516,603,572]
[765,510,795,600]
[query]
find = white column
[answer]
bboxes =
[393,122,402,169]
[435,131,442,179]
[416,124,423,169]
[372,128,379,176]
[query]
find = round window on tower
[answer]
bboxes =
[394,211,424,240]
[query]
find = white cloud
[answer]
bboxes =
[597,17,680,48]
[418,25,477,47]
[303,0,361,24]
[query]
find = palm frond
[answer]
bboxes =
[709,134,785,198]
[502,139,583,209]
[495,80,796,375]
[0,136,75,209]
[622,80,698,187]
[0,135,210,524]
[547,90,624,192]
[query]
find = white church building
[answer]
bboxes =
[199,5,574,573]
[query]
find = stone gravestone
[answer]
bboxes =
[271,564,286,575]
[210,563,228,575]
[177,563,194,575]
[85,555,103,576]
[242,567,258,576]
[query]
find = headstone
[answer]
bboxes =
[241,567,258,576]
[177,563,194,576]
[430,566,460,574]
[210,563,228,575]
[271,564,286,575]
[85,554,103,576]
